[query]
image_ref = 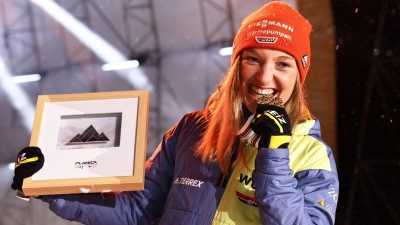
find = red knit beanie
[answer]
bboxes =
[232,1,312,84]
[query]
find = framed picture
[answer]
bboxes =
[22,90,149,196]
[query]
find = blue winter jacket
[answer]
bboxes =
[41,110,339,224]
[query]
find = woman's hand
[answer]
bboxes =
[250,104,292,149]
[11,147,45,192]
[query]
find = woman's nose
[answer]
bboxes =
[256,64,274,84]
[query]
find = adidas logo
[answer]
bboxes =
[174,177,204,188]
[301,55,308,68]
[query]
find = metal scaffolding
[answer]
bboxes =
[0,0,42,75]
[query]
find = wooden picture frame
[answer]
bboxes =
[22,90,149,196]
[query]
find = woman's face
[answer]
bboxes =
[239,48,298,113]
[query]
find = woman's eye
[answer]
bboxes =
[246,56,258,64]
[278,62,291,68]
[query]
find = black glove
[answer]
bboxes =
[250,104,292,149]
[11,147,45,191]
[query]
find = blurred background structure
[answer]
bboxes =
[0,0,399,224]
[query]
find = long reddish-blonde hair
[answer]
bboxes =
[196,56,306,175]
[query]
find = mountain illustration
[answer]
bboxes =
[68,125,109,144]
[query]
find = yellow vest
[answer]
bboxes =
[212,119,332,224]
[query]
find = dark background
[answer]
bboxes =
[332,0,400,224]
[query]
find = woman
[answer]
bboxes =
[12,2,339,224]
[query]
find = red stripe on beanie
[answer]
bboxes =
[231,2,312,84]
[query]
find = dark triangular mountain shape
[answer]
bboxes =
[98,132,110,141]
[86,135,100,142]
[69,125,109,143]
[69,134,83,143]
[80,125,100,142]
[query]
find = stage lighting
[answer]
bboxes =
[12,74,41,83]
[102,60,139,71]
[0,56,35,131]
[31,0,153,90]
[8,163,15,170]
[219,46,232,56]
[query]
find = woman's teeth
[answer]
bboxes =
[250,87,275,96]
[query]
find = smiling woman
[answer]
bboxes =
[10,1,339,225]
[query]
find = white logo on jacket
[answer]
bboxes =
[174,177,204,188]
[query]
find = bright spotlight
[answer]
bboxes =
[219,47,232,56]
[12,74,41,83]
[8,162,15,170]
[0,56,35,131]
[31,0,153,90]
[102,60,139,71]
